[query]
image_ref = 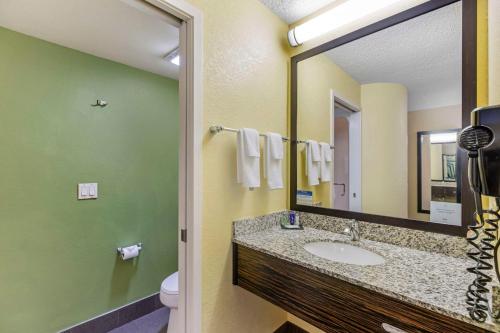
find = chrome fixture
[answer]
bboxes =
[210,125,333,148]
[342,219,360,241]
[209,125,289,142]
[116,243,143,260]
[91,99,108,107]
[295,139,334,149]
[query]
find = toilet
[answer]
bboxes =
[160,271,179,333]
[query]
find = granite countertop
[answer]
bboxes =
[233,224,500,332]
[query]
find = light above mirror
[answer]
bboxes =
[288,0,406,47]
[164,47,180,66]
[430,132,458,144]
[170,55,180,66]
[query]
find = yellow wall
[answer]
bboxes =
[407,105,461,221]
[186,0,290,331]
[288,314,326,333]
[297,54,360,207]
[361,83,408,218]
[478,0,488,106]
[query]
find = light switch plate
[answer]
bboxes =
[78,183,98,200]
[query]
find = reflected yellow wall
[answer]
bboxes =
[187,0,290,331]
[361,83,408,218]
[297,54,360,207]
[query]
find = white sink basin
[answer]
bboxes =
[304,241,385,266]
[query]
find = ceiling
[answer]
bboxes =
[0,0,180,79]
[324,2,462,111]
[259,0,338,24]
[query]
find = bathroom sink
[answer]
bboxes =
[303,241,385,266]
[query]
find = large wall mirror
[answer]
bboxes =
[291,0,477,236]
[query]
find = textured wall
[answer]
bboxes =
[297,54,360,207]
[0,27,179,333]
[186,0,290,331]
[361,83,408,218]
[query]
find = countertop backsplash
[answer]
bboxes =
[296,211,468,259]
[233,210,468,258]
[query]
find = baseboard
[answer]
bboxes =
[274,321,309,333]
[60,293,163,333]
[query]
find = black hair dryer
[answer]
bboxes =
[458,105,500,323]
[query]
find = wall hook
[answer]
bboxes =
[91,99,108,107]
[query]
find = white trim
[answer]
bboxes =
[145,1,203,333]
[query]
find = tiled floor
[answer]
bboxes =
[108,307,169,333]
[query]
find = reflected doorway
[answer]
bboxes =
[330,95,361,212]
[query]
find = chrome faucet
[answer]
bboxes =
[342,219,360,241]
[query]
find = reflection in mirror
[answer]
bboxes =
[417,130,460,225]
[295,1,462,225]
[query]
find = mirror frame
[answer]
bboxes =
[290,0,476,236]
[416,129,462,214]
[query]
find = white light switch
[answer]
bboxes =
[78,183,98,200]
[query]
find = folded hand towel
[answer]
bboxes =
[242,128,260,157]
[264,132,284,190]
[319,142,332,182]
[309,140,321,162]
[269,133,284,160]
[306,140,320,186]
[237,128,260,188]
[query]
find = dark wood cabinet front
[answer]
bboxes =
[233,244,492,333]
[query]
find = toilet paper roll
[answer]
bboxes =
[120,245,140,260]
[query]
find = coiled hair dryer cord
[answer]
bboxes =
[465,203,499,322]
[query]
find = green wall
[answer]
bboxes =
[0,27,178,332]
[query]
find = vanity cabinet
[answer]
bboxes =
[233,244,491,333]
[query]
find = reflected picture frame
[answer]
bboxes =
[443,154,457,182]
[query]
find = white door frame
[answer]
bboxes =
[145,1,203,332]
[329,91,361,212]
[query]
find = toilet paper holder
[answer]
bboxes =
[117,243,143,258]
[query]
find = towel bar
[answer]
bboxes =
[209,125,334,149]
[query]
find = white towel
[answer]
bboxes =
[237,128,260,188]
[319,142,332,182]
[305,140,320,186]
[264,132,284,190]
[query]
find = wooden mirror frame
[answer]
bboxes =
[290,0,476,236]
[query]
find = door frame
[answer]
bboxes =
[145,1,203,332]
[329,91,361,212]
